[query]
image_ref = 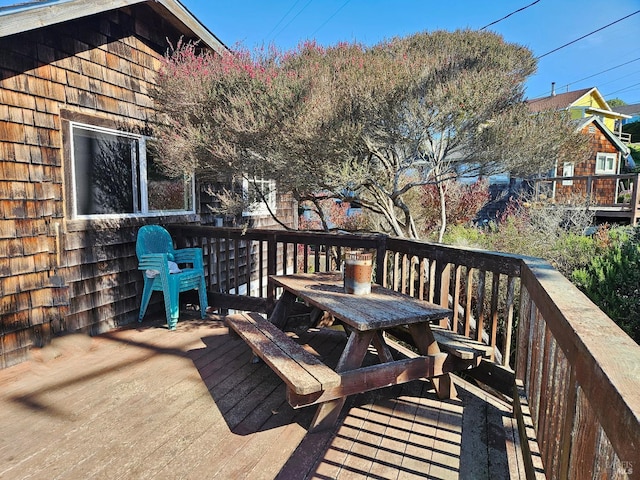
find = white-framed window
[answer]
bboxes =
[562,162,574,186]
[242,176,276,216]
[69,122,194,218]
[595,152,616,175]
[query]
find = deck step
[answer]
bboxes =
[225,312,341,396]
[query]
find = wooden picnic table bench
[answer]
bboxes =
[225,312,340,396]
[227,272,488,432]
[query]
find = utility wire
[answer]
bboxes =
[536,10,640,59]
[311,0,352,37]
[263,0,302,43]
[560,56,640,90]
[270,0,314,42]
[605,81,640,97]
[480,0,540,30]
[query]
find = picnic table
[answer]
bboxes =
[226,272,489,432]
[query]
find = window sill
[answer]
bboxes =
[65,213,200,232]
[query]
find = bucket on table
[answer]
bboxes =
[343,251,373,295]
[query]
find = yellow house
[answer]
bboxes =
[527,86,630,135]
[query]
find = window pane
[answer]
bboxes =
[73,127,136,215]
[147,149,192,211]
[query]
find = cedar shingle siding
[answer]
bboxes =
[0,3,202,368]
[555,122,620,205]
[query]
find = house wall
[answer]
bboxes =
[0,4,208,368]
[570,92,617,131]
[555,123,620,205]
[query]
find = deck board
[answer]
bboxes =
[0,314,525,479]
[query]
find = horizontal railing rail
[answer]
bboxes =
[168,225,640,479]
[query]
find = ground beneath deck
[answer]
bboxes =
[0,314,524,479]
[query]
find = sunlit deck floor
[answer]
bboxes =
[0,313,525,479]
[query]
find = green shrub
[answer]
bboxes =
[572,227,640,343]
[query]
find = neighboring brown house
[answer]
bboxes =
[0,0,295,368]
[553,116,631,206]
[526,87,637,223]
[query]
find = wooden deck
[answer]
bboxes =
[0,314,525,479]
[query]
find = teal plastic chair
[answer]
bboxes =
[136,225,208,330]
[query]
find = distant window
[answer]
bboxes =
[242,177,276,216]
[69,123,194,218]
[595,152,616,175]
[562,162,574,185]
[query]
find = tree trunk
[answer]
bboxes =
[437,181,447,243]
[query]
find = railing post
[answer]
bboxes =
[374,235,387,286]
[266,233,278,314]
[631,173,640,226]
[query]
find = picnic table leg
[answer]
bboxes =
[408,323,458,400]
[268,290,296,329]
[309,330,375,432]
[372,331,394,363]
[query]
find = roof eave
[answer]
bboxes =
[0,0,227,54]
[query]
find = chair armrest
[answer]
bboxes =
[174,248,204,269]
[138,253,172,271]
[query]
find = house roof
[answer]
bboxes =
[527,86,629,120]
[0,0,227,54]
[526,87,594,112]
[575,116,630,156]
[614,103,640,116]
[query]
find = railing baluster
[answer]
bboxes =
[314,244,320,273]
[452,264,462,334]
[464,267,473,337]
[392,252,400,291]
[476,270,486,343]
[408,256,417,297]
[418,257,426,301]
[401,253,408,294]
[233,238,239,294]
[303,243,309,273]
[503,275,516,368]
[490,272,500,361]
[428,259,436,303]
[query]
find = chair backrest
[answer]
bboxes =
[136,225,176,262]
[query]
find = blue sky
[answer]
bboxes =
[2,0,639,102]
[183,0,640,103]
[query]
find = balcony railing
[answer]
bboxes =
[613,130,632,144]
[169,225,639,479]
[532,173,640,225]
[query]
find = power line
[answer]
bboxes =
[605,81,640,97]
[596,69,640,89]
[263,1,303,43]
[480,0,540,30]
[536,10,640,59]
[560,56,640,90]
[270,0,314,42]
[311,0,352,37]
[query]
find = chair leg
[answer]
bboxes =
[139,279,154,322]
[198,277,208,319]
[161,282,180,330]
[167,286,180,331]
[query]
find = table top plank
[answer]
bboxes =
[271,272,452,332]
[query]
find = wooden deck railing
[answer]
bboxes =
[169,225,640,479]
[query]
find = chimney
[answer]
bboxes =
[551,82,556,96]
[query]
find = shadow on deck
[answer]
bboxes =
[0,315,525,479]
